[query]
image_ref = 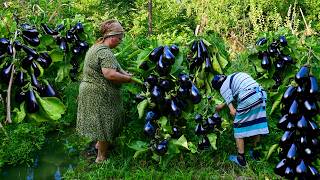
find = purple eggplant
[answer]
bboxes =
[171,126,181,139]
[295,66,309,85]
[21,55,34,69]
[256,37,267,46]
[37,52,52,68]
[199,40,208,57]
[22,45,39,59]
[22,34,40,47]
[155,139,168,156]
[195,124,206,136]
[0,38,9,50]
[15,90,25,103]
[156,55,171,76]
[41,82,56,97]
[170,99,181,117]
[149,46,163,62]
[162,46,175,65]
[22,28,39,38]
[13,40,22,51]
[15,71,26,86]
[170,44,179,56]
[6,43,13,55]
[31,62,41,77]
[204,57,213,72]
[57,37,68,52]
[41,23,58,35]
[1,63,13,82]
[26,90,39,113]
[56,24,65,32]
[282,86,296,105]
[31,73,41,89]
[279,35,288,46]
[78,41,89,51]
[261,53,271,70]
[307,76,318,97]
[144,121,155,137]
[191,40,198,52]
[190,83,201,104]
[75,22,84,33]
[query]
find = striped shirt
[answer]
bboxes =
[220,72,259,105]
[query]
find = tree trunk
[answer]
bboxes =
[148,0,152,35]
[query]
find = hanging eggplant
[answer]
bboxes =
[282,86,296,105]
[146,74,158,87]
[295,66,309,85]
[275,59,285,70]
[191,40,198,52]
[149,46,163,62]
[21,55,34,69]
[297,136,308,148]
[178,74,192,88]
[177,86,189,98]
[155,139,168,156]
[22,45,39,59]
[22,34,40,47]
[41,23,58,35]
[56,24,65,32]
[308,120,319,136]
[41,82,57,97]
[277,114,289,130]
[20,23,33,30]
[31,73,41,89]
[281,55,293,64]
[159,79,171,91]
[37,52,52,68]
[150,85,163,103]
[286,143,298,162]
[261,53,271,70]
[78,41,89,51]
[194,114,203,123]
[72,45,82,55]
[13,40,22,51]
[274,159,287,176]
[156,55,171,76]
[204,57,213,72]
[205,116,216,130]
[0,38,9,50]
[297,116,308,132]
[144,121,155,137]
[308,76,318,97]
[303,100,318,117]
[26,90,39,113]
[22,28,39,38]
[162,46,175,65]
[256,37,267,46]
[296,159,308,177]
[15,71,26,86]
[284,166,295,179]
[190,83,201,104]
[31,62,41,77]
[286,121,295,131]
[198,136,210,150]
[308,165,320,178]
[171,126,181,139]
[280,131,294,147]
[195,123,205,136]
[170,99,181,117]
[199,40,208,57]
[57,37,68,52]
[75,22,84,33]
[73,34,80,42]
[15,90,25,103]
[279,35,288,46]
[145,110,159,122]
[288,100,298,119]
[196,42,203,65]
[1,63,13,82]
[66,31,75,42]
[170,44,179,56]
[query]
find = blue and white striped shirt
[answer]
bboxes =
[220,72,259,105]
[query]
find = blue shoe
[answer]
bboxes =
[229,155,246,167]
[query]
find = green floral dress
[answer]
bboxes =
[77,44,124,142]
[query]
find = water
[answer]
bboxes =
[0,130,80,180]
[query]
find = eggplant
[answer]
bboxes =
[297,116,308,132]
[195,114,203,123]
[281,55,293,64]
[284,166,294,179]
[261,53,271,70]
[190,83,201,104]
[144,121,155,137]
[0,38,9,50]
[42,83,56,97]
[279,35,288,46]
[151,85,163,103]
[198,136,210,150]
[204,57,213,72]
[22,45,39,59]
[297,136,308,149]
[57,37,68,52]
[13,40,22,51]
[177,86,189,98]
[277,114,289,130]
[256,37,267,46]
[6,43,13,55]
[162,46,175,65]
[1,63,13,82]
[310,138,319,149]
[31,73,41,89]
[22,34,40,47]
[212,112,222,123]
[199,40,208,57]
[280,131,294,147]
[286,121,295,131]
[288,100,298,119]
[295,66,309,85]
[21,55,34,69]
[170,44,179,56]
[22,28,39,38]
[268,46,278,57]
[170,99,181,117]
[156,139,168,156]
[205,116,216,130]
[78,41,89,51]
[20,23,32,30]
[159,79,171,91]
[70,57,79,67]
[195,123,205,136]
[41,23,58,35]
[15,90,25,103]
[303,148,315,160]
[308,76,318,97]
[308,165,320,178]
[296,159,308,177]
[15,71,26,86]
[75,22,84,33]
[273,74,282,88]
[31,62,41,77]
[145,110,159,122]
[72,46,82,55]
[56,24,65,32]
[174,96,188,110]
[37,52,52,68]
[66,31,75,42]
[139,61,149,71]
[308,120,319,136]
[134,93,145,103]
[149,46,163,62]
[274,159,287,176]
[178,74,192,88]
[191,40,198,52]
[156,55,171,76]
[197,41,202,60]
[282,86,296,105]
[26,90,39,113]
[171,126,181,139]
[286,143,297,162]
[304,100,318,117]
[274,59,285,70]
[74,34,81,42]
[146,74,158,86]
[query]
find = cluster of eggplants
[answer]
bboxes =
[140,45,202,156]
[0,23,57,113]
[274,66,320,179]
[256,36,294,88]
[41,22,89,81]
[188,39,213,73]
[194,112,222,150]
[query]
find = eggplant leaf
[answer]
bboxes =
[137,99,148,119]
[128,141,149,159]
[12,102,26,123]
[187,142,198,153]
[207,133,217,150]
[168,140,180,154]
[36,94,66,120]
[49,49,64,62]
[266,144,278,160]
[211,55,223,74]
[270,92,282,115]
[173,135,189,150]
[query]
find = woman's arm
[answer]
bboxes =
[102,68,132,83]
[228,103,236,116]
[215,103,226,112]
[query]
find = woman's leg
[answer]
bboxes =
[250,135,261,160]
[236,138,245,153]
[252,135,261,147]
[232,138,246,166]
[96,141,108,162]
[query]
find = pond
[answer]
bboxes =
[0,130,80,180]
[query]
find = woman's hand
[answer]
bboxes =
[215,103,225,112]
[228,103,237,116]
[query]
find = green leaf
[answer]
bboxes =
[128,141,149,159]
[136,49,151,68]
[55,65,71,82]
[40,35,54,46]
[171,53,184,74]
[188,142,198,153]
[173,135,189,150]
[211,55,223,74]
[266,144,278,160]
[137,99,148,119]
[217,53,228,69]
[12,102,26,123]
[207,133,217,150]
[49,49,64,62]
[168,140,180,154]
[36,94,66,121]
[158,116,168,127]
[270,92,282,115]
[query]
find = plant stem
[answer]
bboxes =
[5,64,15,124]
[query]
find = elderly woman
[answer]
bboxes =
[77,20,133,163]
[212,72,269,167]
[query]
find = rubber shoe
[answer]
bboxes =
[229,155,246,167]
